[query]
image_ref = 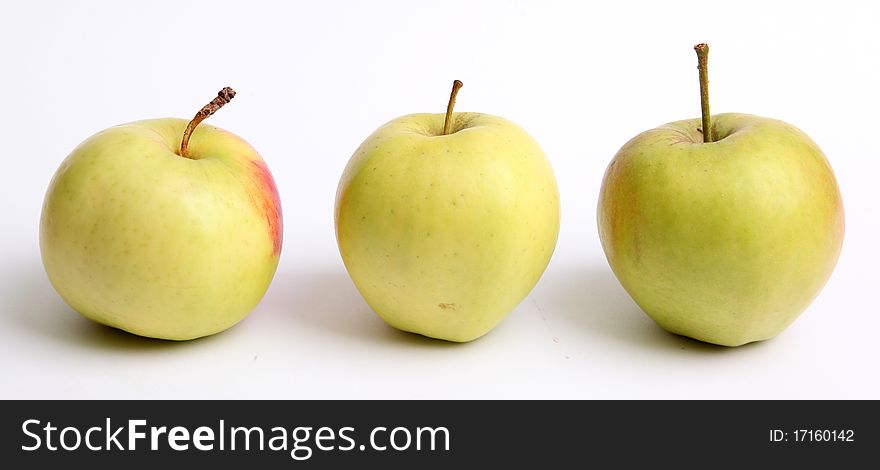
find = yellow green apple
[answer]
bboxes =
[335,81,560,342]
[597,45,844,346]
[40,88,282,340]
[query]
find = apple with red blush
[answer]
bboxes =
[40,87,283,340]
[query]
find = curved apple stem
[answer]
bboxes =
[179,87,237,158]
[442,80,464,136]
[694,44,714,143]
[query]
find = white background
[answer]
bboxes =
[1,0,878,399]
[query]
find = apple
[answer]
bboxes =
[40,88,282,340]
[335,81,560,342]
[597,44,844,346]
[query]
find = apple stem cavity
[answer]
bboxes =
[694,43,714,143]
[442,80,464,136]
[179,87,237,159]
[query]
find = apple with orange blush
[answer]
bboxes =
[597,45,844,346]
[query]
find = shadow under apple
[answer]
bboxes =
[536,260,749,354]
[4,257,223,351]
[262,263,465,349]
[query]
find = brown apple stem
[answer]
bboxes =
[694,43,714,143]
[179,87,237,158]
[442,80,464,136]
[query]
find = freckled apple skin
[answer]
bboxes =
[335,112,560,342]
[598,113,844,346]
[40,118,282,340]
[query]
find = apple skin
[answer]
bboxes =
[335,112,560,342]
[40,118,282,340]
[598,113,844,346]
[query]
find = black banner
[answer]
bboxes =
[1,400,876,467]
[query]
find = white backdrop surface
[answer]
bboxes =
[0,0,877,398]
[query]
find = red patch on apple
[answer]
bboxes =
[250,159,283,255]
